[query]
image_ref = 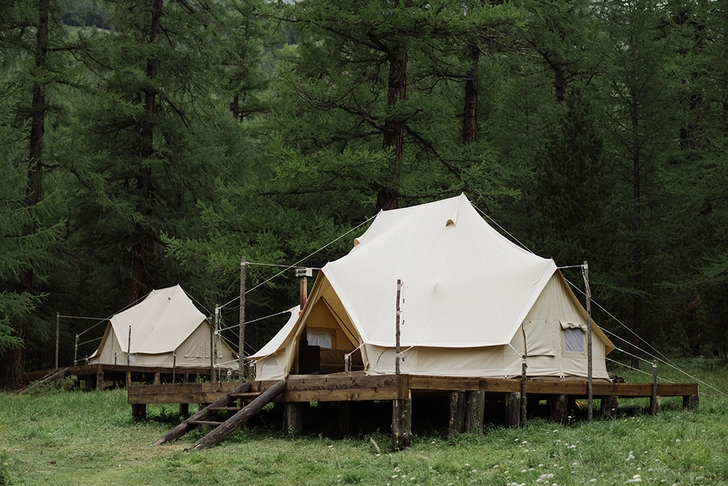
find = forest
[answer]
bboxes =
[1,0,727,388]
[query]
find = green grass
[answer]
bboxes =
[1,359,728,485]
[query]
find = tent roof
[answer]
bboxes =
[109,284,207,354]
[248,306,300,360]
[322,194,557,348]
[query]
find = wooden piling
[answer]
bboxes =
[391,398,412,451]
[506,392,520,428]
[650,361,659,415]
[550,394,568,424]
[284,402,305,435]
[465,391,485,434]
[448,391,466,435]
[338,402,350,435]
[683,395,699,410]
[96,365,104,391]
[132,403,146,421]
[520,356,527,428]
[601,395,619,419]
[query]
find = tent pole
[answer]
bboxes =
[74,333,78,366]
[212,305,219,383]
[521,355,528,428]
[239,256,246,383]
[583,261,593,423]
[395,279,402,376]
[55,312,59,369]
[127,325,132,366]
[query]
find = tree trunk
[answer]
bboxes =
[377,44,407,212]
[2,0,50,389]
[462,40,479,145]
[129,0,163,303]
[630,85,642,369]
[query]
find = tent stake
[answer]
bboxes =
[582,261,593,423]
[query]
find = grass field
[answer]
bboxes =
[1,359,727,485]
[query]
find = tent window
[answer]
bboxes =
[563,328,585,353]
[262,357,279,371]
[307,330,333,349]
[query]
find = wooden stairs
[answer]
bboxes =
[154,379,287,450]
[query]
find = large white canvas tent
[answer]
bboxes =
[251,194,615,381]
[89,285,237,369]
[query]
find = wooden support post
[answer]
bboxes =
[191,379,287,450]
[74,334,79,366]
[465,391,485,434]
[212,304,220,383]
[284,402,305,435]
[506,393,520,428]
[391,280,411,451]
[132,403,146,421]
[395,279,402,375]
[448,391,466,435]
[338,402,350,435]
[96,365,104,391]
[55,311,60,370]
[600,395,619,419]
[683,395,699,410]
[583,261,593,423]
[127,325,132,366]
[550,394,568,425]
[126,371,131,387]
[520,356,528,428]
[391,398,412,451]
[179,403,189,418]
[650,361,659,415]
[239,257,246,383]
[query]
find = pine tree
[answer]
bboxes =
[66,0,256,305]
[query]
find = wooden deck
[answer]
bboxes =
[128,373,699,428]
[128,374,699,404]
[26,363,217,390]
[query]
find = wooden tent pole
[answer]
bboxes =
[55,312,60,369]
[212,305,219,383]
[395,279,402,376]
[239,256,246,383]
[583,261,593,423]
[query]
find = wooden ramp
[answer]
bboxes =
[154,379,287,450]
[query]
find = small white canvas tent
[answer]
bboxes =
[89,284,237,369]
[251,194,614,381]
